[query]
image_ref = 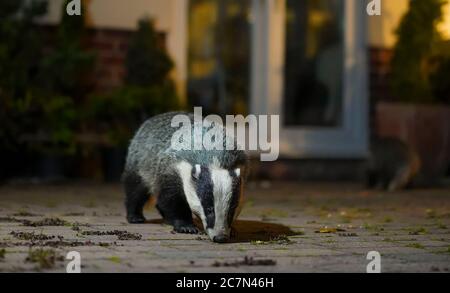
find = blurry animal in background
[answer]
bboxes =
[366,137,421,191]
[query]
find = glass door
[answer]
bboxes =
[184,0,368,159]
[251,0,369,158]
[284,0,344,127]
[187,0,252,116]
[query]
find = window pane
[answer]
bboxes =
[284,0,344,127]
[188,0,251,115]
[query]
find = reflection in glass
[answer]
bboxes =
[188,0,251,116]
[284,0,344,127]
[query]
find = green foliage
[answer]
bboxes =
[0,0,48,150]
[4,89,76,155]
[390,0,447,103]
[26,248,62,269]
[0,0,47,99]
[1,3,178,159]
[0,0,94,155]
[58,0,86,44]
[125,18,174,87]
[24,92,77,155]
[89,84,179,147]
[38,0,95,97]
[90,17,179,147]
[33,0,94,154]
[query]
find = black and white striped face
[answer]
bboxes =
[176,161,242,243]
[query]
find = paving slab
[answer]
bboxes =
[0,182,449,272]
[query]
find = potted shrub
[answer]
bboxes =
[38,0,95,100]
[0,0,49,181]
[0,0,95,181]
[88,18,179,182]
[21,92,78,181]
[376,0,450,183]
[32,0,94,180]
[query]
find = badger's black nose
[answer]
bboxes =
[213,235,229,243]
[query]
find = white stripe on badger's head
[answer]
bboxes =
[175,160,242,243]
[208,166,233,240]
[175,161,207,226]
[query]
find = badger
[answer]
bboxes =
[366,137,421,191]
[123,111,248,243]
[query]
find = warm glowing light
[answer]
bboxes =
[439,1,450,39]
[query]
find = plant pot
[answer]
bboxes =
[375,102,450,184]
[101,147,127,182]
[36,154,66,182]
[0,150,31,182]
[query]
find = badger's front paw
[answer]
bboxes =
[127,215,146,224]
[173,224,198,234]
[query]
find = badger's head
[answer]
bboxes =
[176,161,243,243]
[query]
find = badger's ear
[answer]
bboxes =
[192,164,201,180]
[234,168,241,177]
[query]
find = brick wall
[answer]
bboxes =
[37,25,132,93]
[86,29,131,92]
[39,25,167,93]
[85,28,167,92]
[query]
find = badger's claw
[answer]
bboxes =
[173,225,198,234]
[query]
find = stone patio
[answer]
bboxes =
[0,181,449,273]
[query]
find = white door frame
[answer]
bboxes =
[250,0,369,159]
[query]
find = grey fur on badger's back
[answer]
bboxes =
[124,111,248,193]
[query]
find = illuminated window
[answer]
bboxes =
[187,0,251,115]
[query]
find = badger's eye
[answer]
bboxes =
[206,207,214,214]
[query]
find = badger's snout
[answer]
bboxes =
[212,234,229,243]
[207,227,230,243]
